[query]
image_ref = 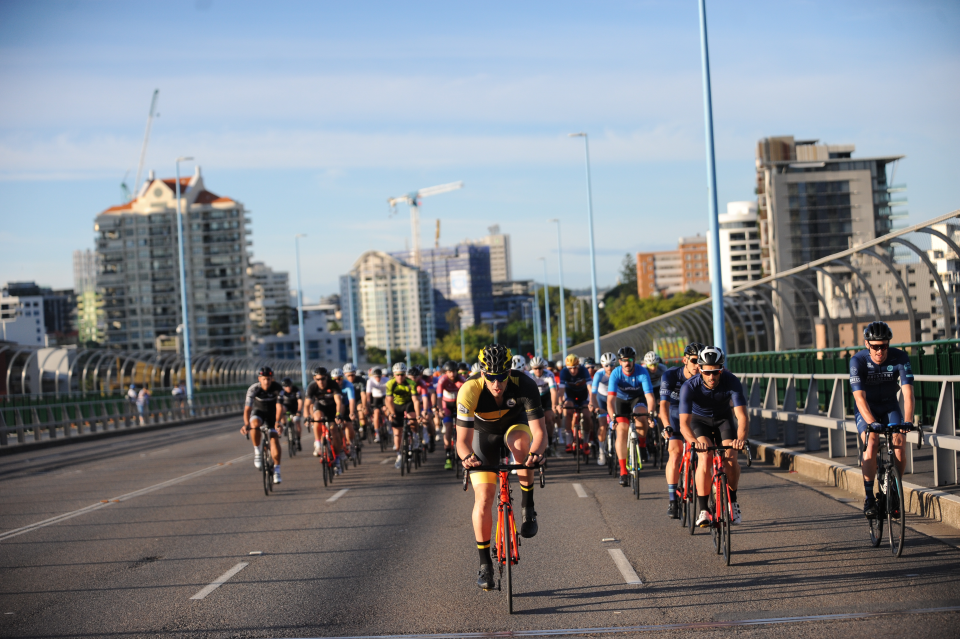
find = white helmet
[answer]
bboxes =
[330,368,343,379]
[342,362,356,374]
[511,354,526,370]
[555,360,564,370]
[471,362,482,374]
[529,356,547,369]
[392,362,407,374]
[600,352,617,367]
[642,351,661,366]
[422,367,433,376]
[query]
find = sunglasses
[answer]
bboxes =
[687,358,699,364]
[620,358,634,363]
[701,369,722,377]
[483,371,510,382]
[867,343,889,352]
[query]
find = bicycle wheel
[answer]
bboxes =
[575,431,581,474]
[265,455,274,493]
[503,506,514,614]
[887,466,906,557]
[678,462,689,528]
[710,484,720,554]
[322,455,329,486]
[262,445,270,496]
[868,488,884,547]
[632,444,641,500]
[287,428,295,458]
[719,475,731,565]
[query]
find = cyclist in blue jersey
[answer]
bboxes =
[678,346,749,527]
[560,354,594,455]
[331,368,358,466]
[591,352,617,466]
[850,321,915,518]
[606,346,657,487]
[658,342,703,518]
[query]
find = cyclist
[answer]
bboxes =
[526,356,559,456]
[305,366,345,470]
[366,368,388,444]
[415,366,438,453]
[241,366,285,483]
[559,354,593,455]
[606,346,657,487]
[458,344,546,591]
[343,363,368,439]
[591,352,617,466]
[331,368,358,463]
[438,361,466,469]
[851,321,915,518]
[279,377,304,452]
[678,346,748,527]
[385,362,422,469]
[458,362,471,377]
[512,354,527,372]
[658,342,703,518]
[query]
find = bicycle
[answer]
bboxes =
[862,422,921,557]
[305,417,338,486]
[647,415,663,470]
[284,412,301,458]
[463,458,546,615]
[257,424,276,496]
[626,420,644,499]
[605,420,617,476]
[397,414,419,476]
[672,436,697,532]
[697,444,751,566]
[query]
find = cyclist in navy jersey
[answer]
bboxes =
[559,354,594,454]
[591,353,617,466]
[850,321,915,518]
[678,346,749,527]
[658,342,702,518]
[606,346,657,486]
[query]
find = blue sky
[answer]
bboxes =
[1,0,958,299]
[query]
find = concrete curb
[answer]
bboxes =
[749,438,960,532]
[0,412,242,457]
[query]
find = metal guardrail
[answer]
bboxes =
[0,388,246,448]
[741,371,959,486]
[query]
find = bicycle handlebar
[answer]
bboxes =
[861,422,922,451]
[698,444,753,462]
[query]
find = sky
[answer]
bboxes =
[1,0,958,301]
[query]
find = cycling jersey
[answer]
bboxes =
[306,380,342,408]
[246,381,283,415]
[279,386,302,414]
[366,376,387,398]
[660,365,695,426]
[849,347,914,411]
[340,379,355,403]
[437,375,463,403]
[455,372,544,434]
[528,370,557,396]
[644,364,669,393]
[559,366,591,400]
[607,365,654,401]
[678,370,746,419]
[386,377,417,406]
[347,374,367,397]
[417,377,435,403]
[591,369,610,414]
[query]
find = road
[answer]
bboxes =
[1,416,959,638]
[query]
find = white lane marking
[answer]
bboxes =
[327,489,349,503]
[189,562,249,600]
[380,458,393,464]
[0,453,251,542]
[607,548,642,585]
[572,483,588,498]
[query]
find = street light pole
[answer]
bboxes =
[698,0,727,352]
[569,133,602,362]
[174,156,195,415]
[459,310,466,362]
[347,272,359,367]
[548,219,568,360]
[294,234,308,388]
[532,286,543,357]
[540,257,553,361]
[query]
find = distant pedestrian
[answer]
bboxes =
[137,384,151,425]
[127,384,138,416]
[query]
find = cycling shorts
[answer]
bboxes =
[312,403,338,422]
[251,410,277,428]
[614,397,647,423]
[540,393,553,411]
[564,395,589,409]
[444,400,457,415]
[690,414,737,444]
[855,406,903,436]
[369,396,385,409]
[469,423,532,487]
[391,402,415,427]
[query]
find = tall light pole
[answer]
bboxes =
[346,272,359,367]
[540,257,553,361]
[569,133,602,362]
[460,311,466,362]
[549,219,568,360]
[174,156,195,415]
[532,286,543,357]
[698,0,727,352]
[294,234,308,388]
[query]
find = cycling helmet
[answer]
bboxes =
[330,368,343,379]
[698,345,725,367]
[443,360,457,373]
[617,346,637,360]
[471,362,482,374]
[565,354,580,366]
[258,366,274,377]
[600,352,617,367]
[458,362,469,373]
[281,377,293,387]
[529,356,547,369]
[511,354,526,371]
[863,321,893,342]
[422,367,432,376]
[342,362,356,374]
[371,367,382,376]
[642,351,661,366]
[409,366,422,377]
[392,362,407,374]
[684,342,705,358]
[555,360,564,370]
[478,344,512,375]
[583,357,596,368]
[312,365,327,377]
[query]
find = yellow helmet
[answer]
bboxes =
[478,344,512,375]
[565,354,580,366]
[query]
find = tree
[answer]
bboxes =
[619,252,638,291]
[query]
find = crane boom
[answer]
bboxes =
[417,181,463,198]
[133,89,159,201]
[387,181,464,268]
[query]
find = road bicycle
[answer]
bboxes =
[397,414,422,476]
[605,418,618,476]
[672,435,697,532]
[463,458,545,614]
[862,422,921,557]
[284,412,301,458]
[257,424,276,496]
[697,444,751,565]
[626,421,644,499]
[646,414,663,470]
[305,417,338,486]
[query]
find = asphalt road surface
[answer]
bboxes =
[1,416,959,639]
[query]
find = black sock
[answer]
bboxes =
[520,482,534,509]
[477,540,492,566]
[864,479,875,498]
[698,495,709,511]
[730,489,738,503]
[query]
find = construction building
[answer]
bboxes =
[247,261,291,334]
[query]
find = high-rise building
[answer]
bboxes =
[636,236,710,298]
[471,225,512,283]
[94,167,252,355]
[2,281,76,341]
[246,261,291,334]
[0,289,46,345]
[73,249,98,294]
[718,202,763,290]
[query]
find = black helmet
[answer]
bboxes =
[458,362,469,372]
[698,346,725,367]
[258,366,274,377]
[684,342,705,358]
[617,346,637,360]
[312,365,328,377]
[281,377,293,387]
[409,365,422,377]
[863,321,893,342]
[443,360,457,372]
[371,367,382,376]
[478,344,512,375]
[583,357,596,368]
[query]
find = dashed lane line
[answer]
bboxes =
[572,483,588,498]
[607,548,642,584]
[189,562,249,600]
[327,489,349,503]
[0,453,251,542]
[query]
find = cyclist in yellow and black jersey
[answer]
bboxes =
[457,344,546,592]
[385,362,421,468]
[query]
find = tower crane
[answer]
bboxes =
[388,181,463,267]
[129,89,159,201]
